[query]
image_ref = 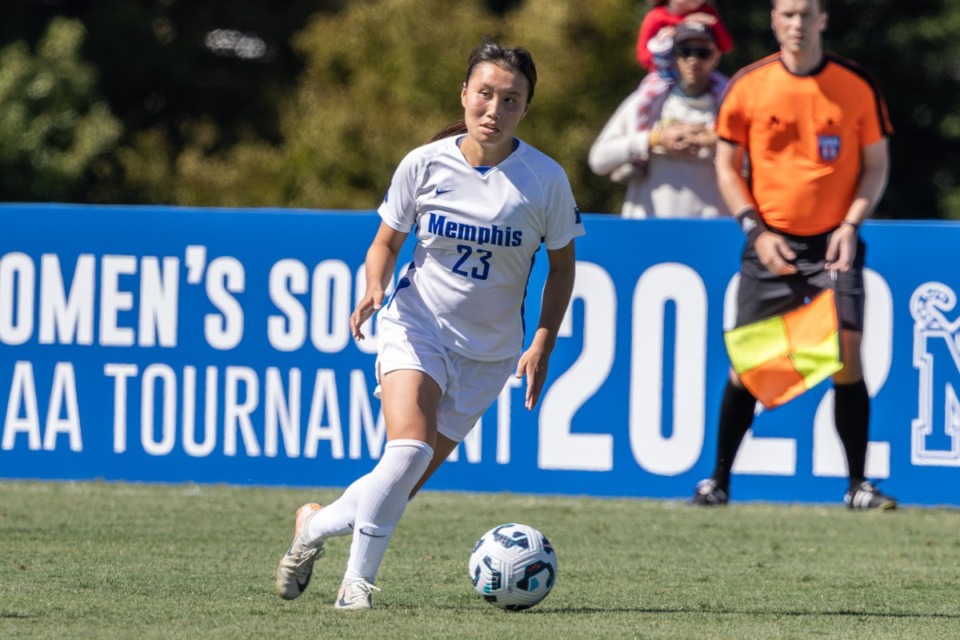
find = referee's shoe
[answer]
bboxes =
[844,481,897,511]
[689,479,729,507]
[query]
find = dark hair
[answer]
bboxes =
[771,0,825,9]
[464,37,537,104]
[428,121,469,142]
[429,38,537,143]
[650,0,714,7]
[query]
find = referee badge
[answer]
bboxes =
[818,134,841,161]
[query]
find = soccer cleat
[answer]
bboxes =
[844,481,897,511]
[689,478,729,506]
[275,503,325,600]
[334,580,381,610]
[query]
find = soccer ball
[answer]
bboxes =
[468,523,557,610]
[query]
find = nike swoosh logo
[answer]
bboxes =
[436,188,453,195]
[296,575,311,592]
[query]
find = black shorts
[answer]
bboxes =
[736,229,866,332]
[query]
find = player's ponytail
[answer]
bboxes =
[428,120,468,143]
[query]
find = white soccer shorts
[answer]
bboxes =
[375,304,516,443]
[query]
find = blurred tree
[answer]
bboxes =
[186,0,960,219]
[0,0,340,203]
[4,0,960,219]
[276,0,502,209]
[162,0,503,208]
[207,0,642,212]
[0,17,121,201]
[89,0,343,203]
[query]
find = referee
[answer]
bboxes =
[691,0,896,510]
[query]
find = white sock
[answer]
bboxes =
[306,466,423,543]
[342,439,433,584]
[306,475,368,543]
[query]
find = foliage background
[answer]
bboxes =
[2,0,959,218]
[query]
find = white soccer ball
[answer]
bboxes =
[468,523,558,610]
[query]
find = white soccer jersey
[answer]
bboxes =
[378,135,584,361]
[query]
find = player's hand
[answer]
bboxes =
[350,290,385,340]
[754,232,798,275]
[825,224,858,273]
[516,345,550,410]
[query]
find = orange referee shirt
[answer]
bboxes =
[716,52,893,236]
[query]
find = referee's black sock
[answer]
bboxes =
[712,380,757,490]
[834,379,870,488]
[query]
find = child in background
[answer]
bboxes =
[636,0,733,72]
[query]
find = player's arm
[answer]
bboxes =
[826,137,890,272]
[716,139,797,275]
[516,240,576,410]
[350,221,408,340]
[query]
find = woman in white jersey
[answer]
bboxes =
[275,39,584,610]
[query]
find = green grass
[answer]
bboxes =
[1,481,959,639]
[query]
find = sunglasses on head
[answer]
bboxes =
[675,45,714,60]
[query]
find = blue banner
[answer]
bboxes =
[1,204,957,507]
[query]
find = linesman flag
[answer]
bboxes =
[724,289,842,410]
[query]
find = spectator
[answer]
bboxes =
[636,0,734,74]
[691,0,896,510]
[589,23,728,218]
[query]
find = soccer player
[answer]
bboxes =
[691,0,896,509]
[274,38,584,609]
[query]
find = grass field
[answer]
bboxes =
[2,481,959,639]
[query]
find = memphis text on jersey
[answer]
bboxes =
[427,212,524,248]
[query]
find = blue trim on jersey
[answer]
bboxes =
[385,262,415,309]
[456,135,520,175]
[519,240,544,339]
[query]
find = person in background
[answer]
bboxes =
[691,0,896,510]
[274,38,584,610]
[589,23,728,218]
[636,0,734,74]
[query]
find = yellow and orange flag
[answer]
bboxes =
[724,289,842,410]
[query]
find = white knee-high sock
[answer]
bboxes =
[306,462,424,543]
[306,475,368,543]
[343,439,433,584]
